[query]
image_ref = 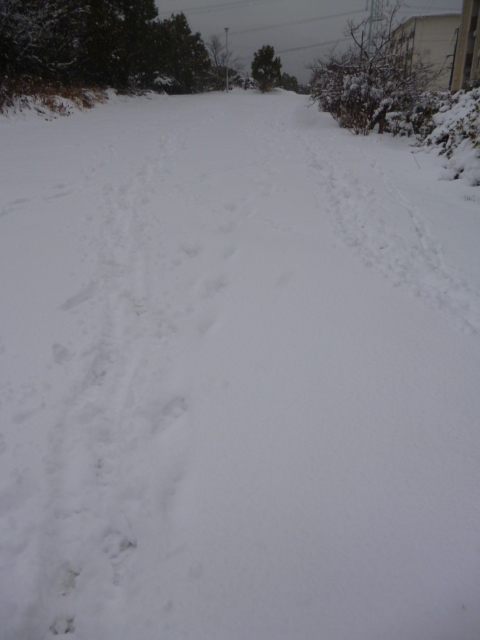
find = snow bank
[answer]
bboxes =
[422,88,480,186]
[0,88,107,120]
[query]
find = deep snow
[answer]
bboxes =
[1,90,480,640]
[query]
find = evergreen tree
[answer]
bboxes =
[279,73,299,93]
[158,13,210,94]
[0,1,212,95]
[0,0,19,75]
[76,0,160,90]
[0,0,84,80]
[74,0,122,87]
[251,45,282,93]
[115,0,159,89]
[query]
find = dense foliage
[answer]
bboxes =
[156,13,210,94]
[279,73,299,93]
[251,45,282,93]
[0,0,210,94]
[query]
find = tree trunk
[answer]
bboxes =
[378,113,386,134]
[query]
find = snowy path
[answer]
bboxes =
[1,91,480,640]
[303,125,480,336]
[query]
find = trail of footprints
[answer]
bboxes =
[304,136,480,336]
[43,141,247,635]
[2,114,298,634]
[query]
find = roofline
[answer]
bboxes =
[401,12,461,22]
[394,13,461,31]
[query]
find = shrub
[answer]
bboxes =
[309,2,434,135]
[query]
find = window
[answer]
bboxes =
[465,52,473,72]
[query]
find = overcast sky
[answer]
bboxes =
[155,0,462,82]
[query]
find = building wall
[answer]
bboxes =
[392,14,461,91]
[451,0,480,92]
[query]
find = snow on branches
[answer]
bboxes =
[422,88,480,186]
[309,1,435,135]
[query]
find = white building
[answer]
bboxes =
[391,13,461,91]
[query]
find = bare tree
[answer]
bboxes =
[206,33,243,90]
[309,1,436,134]
[206,34,226,69]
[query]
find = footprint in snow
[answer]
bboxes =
[160,397,188,429]
[11,409,37,425]
[223,245,237,260]
[59,566,81,597]
[218,220,236,234]
[103,531,137,561]
[59,281,97,311]
[43,189,75,201]
[181,243,202,258]
[139,396,188,435]
[0,197,31,217]
[52,343,75,365]
[201,276,229,299]
[49,616,75,636]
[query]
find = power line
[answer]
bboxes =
[231,9,365,36]
[401,8,461,14]
[158,1,365,64]
[403,2,459,8]
[277,36,351,55]
[158,0,288,18]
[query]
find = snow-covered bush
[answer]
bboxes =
[421,89,480,186]
[384,92,448,139]
[309,3,434,135]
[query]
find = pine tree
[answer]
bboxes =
[0,0,84,80]
[0,0,19,75]
[279,73,299,93]
[251,45,282,93]
[74,0,121,87]
[0,1,212,95]
[158,13,210,94]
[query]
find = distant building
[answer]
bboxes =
[451,0,480,91]
[391,13,461,91]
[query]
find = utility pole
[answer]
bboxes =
[366,0,385,53]
[367,0,374,52]
[225,28,229,93]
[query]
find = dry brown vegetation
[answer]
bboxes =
[0,75,107,117]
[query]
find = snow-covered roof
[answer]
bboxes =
[393,12,461,35]
[397,12,461,27]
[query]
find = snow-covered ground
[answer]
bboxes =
[1,89,480,640]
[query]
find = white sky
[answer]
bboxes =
[155,0,462,82]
